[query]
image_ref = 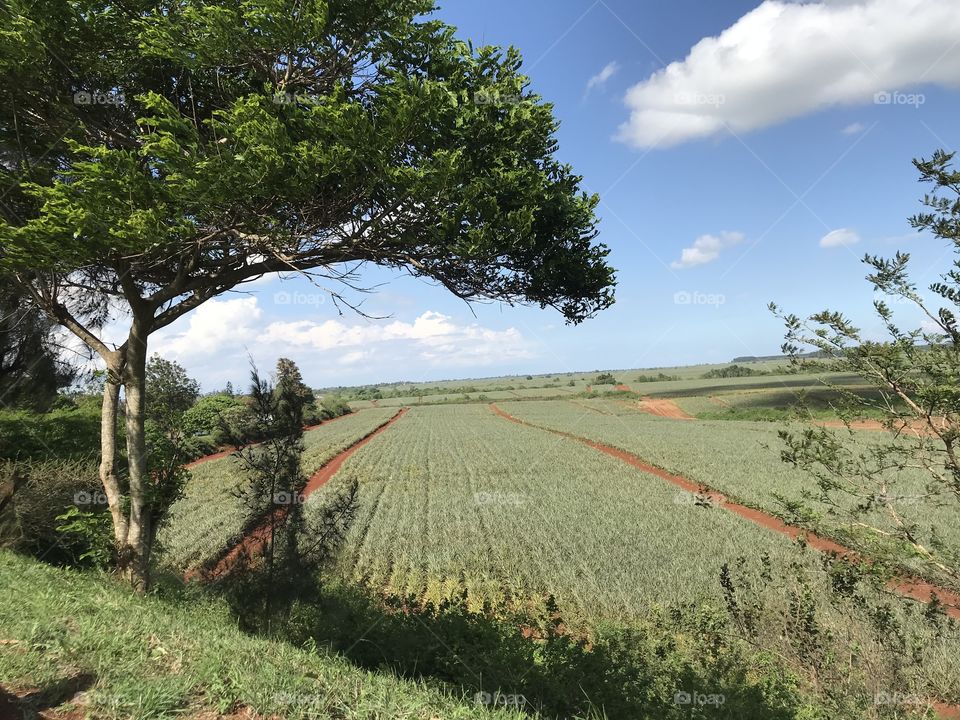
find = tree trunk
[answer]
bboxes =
[121,316,152,592]
[99,359,129,552]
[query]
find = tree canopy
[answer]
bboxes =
[0,0,616,589]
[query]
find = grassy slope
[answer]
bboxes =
[0,551,524,720]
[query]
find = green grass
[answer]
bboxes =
[671,382,899,421]
[300,403,959,709]
[158,409,399,573]
[0,550,526,720]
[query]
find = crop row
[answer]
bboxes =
[311,404,821,626]
[497,399,958,584]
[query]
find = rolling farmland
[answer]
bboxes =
[497,398,959,583]
[151,374,960,715]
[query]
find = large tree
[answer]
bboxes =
[0,0,615,589]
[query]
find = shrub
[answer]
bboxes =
[594,372,618,384]
[0,402,102,461]
[181,394,251,438]
[702,364,764,379]
[0,457,107,566]
[318,396,352,420]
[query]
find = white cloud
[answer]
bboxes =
[586,61,620,93]
[819,228,860,247]
[261,310,531,366]
[617,0,960,149]
[671,231,744,269]
[842,122,866,135]
[153,297,263,358]
[150,300,533,389]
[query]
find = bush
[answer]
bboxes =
[181,394,251,438]
[636,373,680,383]
[594,372,618,384]
[0,400,103,461]
[0,457,108,566]
[702,364,765,379]
[318,396,352,420]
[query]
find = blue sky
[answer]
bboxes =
[150,0,960,390]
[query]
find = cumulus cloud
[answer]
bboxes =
[586,61,620,94]
[842,122,866,135]
[671,231,745,269]
[153,297,263,358]
[150,300,532,388]
[616,0,960,149]
[261,310,531,365]
[819,228,860,247]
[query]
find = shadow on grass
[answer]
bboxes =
[216,577,805,720]
[0,673,95,720]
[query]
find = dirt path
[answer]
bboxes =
[815,418,941,437]
[629,397,695,420]
[183,411,360,470]
[189,408,408,581]
[488,403,960,619]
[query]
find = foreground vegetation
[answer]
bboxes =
[0,550,529,720]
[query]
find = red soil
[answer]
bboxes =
[183,412,358,470]
[187,408,408,581]
[633,397,695,420]
[488,403,960,619]
[815,418,940,437]
[614,384,631,392]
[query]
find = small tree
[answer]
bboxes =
[145,355,200,438]
[772,150,960,586]
[140,355,199,579]
[227,363,356,629]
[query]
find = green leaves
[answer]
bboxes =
[1,0,614,323]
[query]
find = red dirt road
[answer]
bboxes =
[188,408,408,581]
[632,397,695,420]
[488,403,960,619]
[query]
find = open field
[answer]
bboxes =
[497,398,959,583]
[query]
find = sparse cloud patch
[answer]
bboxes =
[586,61,619,94]
[671,231,744,269]
[819,228,860,248]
